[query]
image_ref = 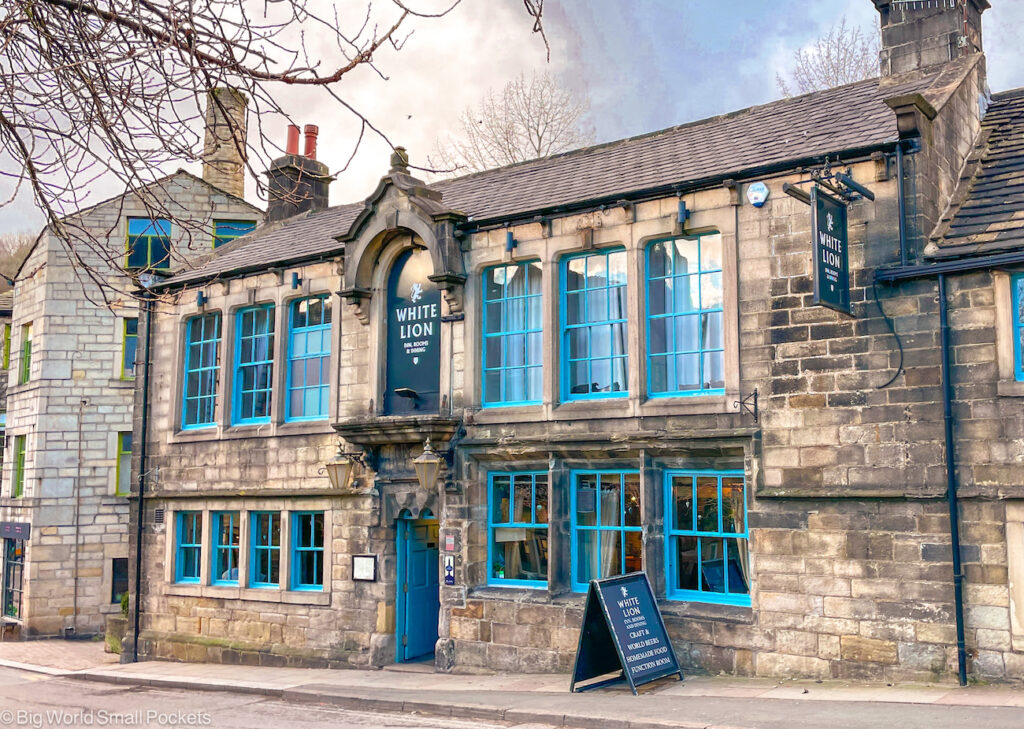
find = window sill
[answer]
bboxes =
[552,399,638,420]
[172,420,334,444]
[639,392,738,417]
[165,584,331,605]
[998,380,1024,397]
[468,586,559,603]
[658,600,754,624]
[107,379,135,389]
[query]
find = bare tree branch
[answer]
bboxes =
[429,70,592,175]
[0,0,548,303]
[776,16,880,97]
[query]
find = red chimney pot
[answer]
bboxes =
[303,124,319,160]
[286,124,300,155]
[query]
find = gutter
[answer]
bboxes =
[131,292,154,662]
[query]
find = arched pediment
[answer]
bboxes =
[338,149,467,323]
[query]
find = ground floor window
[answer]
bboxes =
[571,470,642,591]
[250,512,281,588]
[291,512,324,589]
[213,511,240,585]
[488,472,549,587]
[111,558,128,604]
[665,470,749,605]
[3,539,24,619]
[175,512,202,584]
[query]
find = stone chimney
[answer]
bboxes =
[873,0,989,77]
[265,124,332,223]
[202,88,248,198]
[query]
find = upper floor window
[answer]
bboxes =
[18,323,31,385]
[182,313,221,429]
[115,432,132,496]
[570,470,641,591]
[233,306,275,425]
[1014,274,1024,381]
[647,233,724,396]
[665,470,749,605]
[562,249,628,400]
[286,297,331,421]
[126,218,171,270]
[488,472,548,587]
[483,263,542,406]
[122,318,138,380]
[291,512,324,590]
[11,435,25,499]
[175,511,202,584]
[2,323,9,369]
[213,220,256,248]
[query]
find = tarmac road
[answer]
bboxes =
[0,665,549,729]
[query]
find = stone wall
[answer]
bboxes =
[0,172,259,637]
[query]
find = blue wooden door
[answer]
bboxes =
[397,518,439,661]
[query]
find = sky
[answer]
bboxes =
[2,0,1022,234]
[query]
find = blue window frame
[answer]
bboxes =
[182,313,222,429]
[286,296,332,421]
[291,512,324,590]
[665,470,749,606]
[249,512,281,588]
[126,218,171,270]
[212,511,240,585]
[647,233,724,396]
[175,511,202,584]
[233,306,275,425]
[487,472,548,587]
[213,220,256,248]
[561,249,628,400]
[570,470,641,592]
[482,262,543,406]
[1014,274,1024,381]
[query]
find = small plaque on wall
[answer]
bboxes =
[352,555,377,582]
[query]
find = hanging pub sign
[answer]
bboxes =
[384,246,441,415]
[570,572,683,695]
[811,187,852,315]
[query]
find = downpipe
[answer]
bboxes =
[131,293,154,662]
[938,274,968,686]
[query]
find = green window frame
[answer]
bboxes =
[488,472,548,588]
[665,470,749,606]
[18,323,31,385]
[12,435,25,498]
[2,323,9,369]
[482,262,543,406]
[182,313,221,429]
[561,249,629,400]
[213,220,256,248]
[233,305,275,425]
[250,512,281,588]
[115,432,132,496]
[646,233,725,396]
[175,511,202,584]
[570,470,642,592]
[286,296,331,421]
[122,318,138,380]
[212,511,240,586]
[290,512,324,590]
[126,218,171,270]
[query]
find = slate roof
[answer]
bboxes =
[162,61,962,289]
[927,87,1024,259]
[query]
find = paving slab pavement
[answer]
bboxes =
[1,640,1023,729]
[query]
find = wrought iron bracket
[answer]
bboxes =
[734,388,759,423]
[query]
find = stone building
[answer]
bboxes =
[0,92,262,638]
[130,1,1024,683]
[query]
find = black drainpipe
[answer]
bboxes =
[896,143,908,267]
[131,292,154,662]
[937,273,968,686]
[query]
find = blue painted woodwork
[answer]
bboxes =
[396,518,440,661]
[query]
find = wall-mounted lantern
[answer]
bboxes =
[320,444,367,491]
[413,439,444,493]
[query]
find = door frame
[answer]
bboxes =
[395,513,440,662]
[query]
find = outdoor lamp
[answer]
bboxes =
[321,445,359,490]
[413,439,444,492]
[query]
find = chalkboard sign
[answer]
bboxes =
[811,187,852,316]
[570,572,683,695]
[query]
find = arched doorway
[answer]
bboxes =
[384,246,441,415]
